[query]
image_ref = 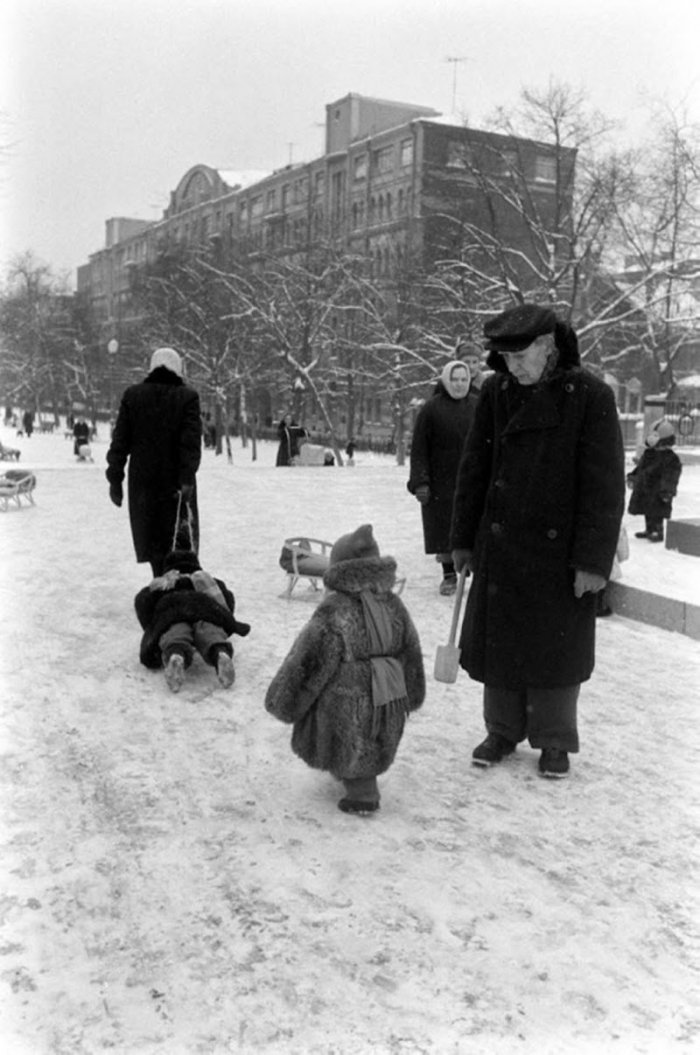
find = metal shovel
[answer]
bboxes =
[433,567,468,683]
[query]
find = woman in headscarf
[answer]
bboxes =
[407,358,476,594]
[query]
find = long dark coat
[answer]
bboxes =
[450,364,625,689]
[407,383,476,553]
[264,555,425,780]
[628,442,682,520]
[106,368,202,566]
[134,574,250,669]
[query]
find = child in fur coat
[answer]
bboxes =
[627,418,683,543]
[134,549,251,692]
[265,524,425,815]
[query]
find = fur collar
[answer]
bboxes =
[323,555,397,595]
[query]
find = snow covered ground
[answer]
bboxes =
[1,425,699,1055]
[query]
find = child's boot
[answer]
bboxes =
[163,652,186,693]
[339,776,380,815]
[212,646,235,688]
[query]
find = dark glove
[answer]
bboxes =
[109,483,123,508]
[180,483,194,503]
[659,492,673,504]
[415,485,431,505]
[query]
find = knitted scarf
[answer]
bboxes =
[359,589,409,733]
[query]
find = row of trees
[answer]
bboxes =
[1,83,699,464]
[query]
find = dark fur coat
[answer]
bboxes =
[134,573,250,668]
[264,556,425,780]
[627,440,682,519]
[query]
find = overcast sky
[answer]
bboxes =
[1,0,698,286]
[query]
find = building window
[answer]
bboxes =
[239,201,248,223]
[251,196,263,218]
[398,188,405,215]
[353,154,368,181]
[372,146,393,175]
[400,138,413,167]
[535,155,557,183]
[266,189,277,211]
[447,140,471,168]
[314,171,325,196]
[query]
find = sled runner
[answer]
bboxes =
[279,536,333,598]
[0,469,36,511]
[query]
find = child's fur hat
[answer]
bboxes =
[330,524,380,565]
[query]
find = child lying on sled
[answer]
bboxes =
[134,549,251,692]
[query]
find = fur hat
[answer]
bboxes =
[150,347,183,377]
[163,549,201,574]
[647,417,676,447]
[330,524,380,565]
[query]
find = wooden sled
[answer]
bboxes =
[0,441,21,462]
[279,536,333,598]
[0,470,36,511]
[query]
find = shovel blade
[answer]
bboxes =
[433,644,460,684]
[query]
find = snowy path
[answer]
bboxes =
[1,436,699,1054]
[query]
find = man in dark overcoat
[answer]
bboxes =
[450,305,625,778]
[106,347,202,576]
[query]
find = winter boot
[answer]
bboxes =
[472,732,516,767]
[648,531,664,543]
[634,531,649,539]
[338,776,380,815]
[538,748,570,779]
[215,650,236,689]
[163,652,186,693]
[439,573,458,596]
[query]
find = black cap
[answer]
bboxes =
[484,305,558,353]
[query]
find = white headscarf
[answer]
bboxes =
[150,347,183,377]
[440,360,471,400]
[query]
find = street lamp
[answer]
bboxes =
[107,339,119,423]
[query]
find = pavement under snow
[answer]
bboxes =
[1,426,699,1055]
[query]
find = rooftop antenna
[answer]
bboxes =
[445,56,469,113]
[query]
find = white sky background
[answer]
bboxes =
[1,0,699,284]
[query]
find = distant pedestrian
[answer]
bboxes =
[275,415,308,466]
[407,359,476,595]
[345,439,356,466]
[134,548,251,693]
[72,417,90,457]
[451,304,625,779]
[627,418,683,543]
[454,336,488,393]
[106,347,202,576]
[265,524,425,815]
[22,410,34,437]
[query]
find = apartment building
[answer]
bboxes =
[76,92,574,338]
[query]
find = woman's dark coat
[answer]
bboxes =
[450,358,625,690]
[264,556,425,780]
[134,575,250,669]
[106,367,202,566]
[627,440,682,519]
[407,383,476,553]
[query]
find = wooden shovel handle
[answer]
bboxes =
[447,567,468,646]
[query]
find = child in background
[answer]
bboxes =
[627,418,683,543]
[134,549,251,692]
[265,524,425,815]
